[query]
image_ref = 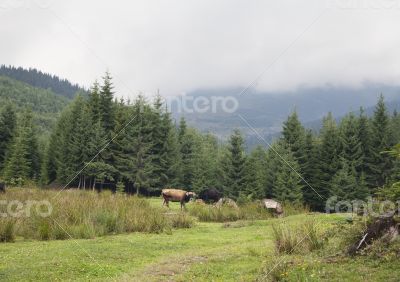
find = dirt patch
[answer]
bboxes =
[128,255,208,281]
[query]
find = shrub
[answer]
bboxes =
[272,220,326,255]
[272,223,300,254]
[168,212,195,229]
[0,219,15,242]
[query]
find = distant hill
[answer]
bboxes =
[0,75,70,136]
[170,85,400,149]
[0,65,87,99]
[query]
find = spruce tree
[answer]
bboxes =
[282,110,306,165]
[192,133,219,193]
[357,107,374,187]
[177,118,197,190]
[302,130,321,209]
[339,113,363,172]
[131,96,154,195]
[316,113,341,209]
[224,130,246,198]
[88,80,101,123]
[4,110,40,184]
[272,145,303,204]
[370,95,393,188]
[0,103,16,171]
[243,145,267,199]
[99,72,115,137]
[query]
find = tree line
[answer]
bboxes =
[0,72,399,210]
[0,65,86,99]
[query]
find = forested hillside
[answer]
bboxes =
[1,71,399,212]
[0,76,70,135]
[0,65,86,99]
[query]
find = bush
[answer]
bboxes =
[168,212,195,229]
[272,220,325,255]
[0,219,15,242]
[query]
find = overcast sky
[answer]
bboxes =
[1,0,400,98]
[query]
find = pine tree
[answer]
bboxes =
[88,80,101,123]
[369,95,393,188]
[272,145,303,204]
[99,72,115,137]
[330,160,359,202]
[357,107,374,187]
[4,110,40,184]
[177,118,197,190]
[339,113,363,172]
[302,130,321,209]
[224,130,246,198]
[131,96,154,195]
[0,103,16,171]
[243,145,267,199]
[282,110,306,165]
[192,133,219,193]
[316,113,341,209]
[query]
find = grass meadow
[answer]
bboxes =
[0,188,399,281]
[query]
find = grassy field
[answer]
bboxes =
[0,195,399,281]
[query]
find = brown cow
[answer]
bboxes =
[161,189,196,210]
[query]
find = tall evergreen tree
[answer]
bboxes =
[316,113,341,209]
[88,80,101,123]
[223,130,246,198]
[4,110,40,184]
[0,103,16,171]
[177,117,197,190]
[302,130,321,209]
[272,145,303,203]
[369,95,393,188]
[282,110,306,165]
[339,113,363,172]
[243,145,267,199]
[357,107,374,187]
[99,72,115,137]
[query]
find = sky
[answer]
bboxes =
[1,0,400,98]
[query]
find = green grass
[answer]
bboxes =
[0,196,398,281]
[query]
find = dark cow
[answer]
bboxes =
[0,182,5,193]
[199,188,223,203]
[162,189,196,210]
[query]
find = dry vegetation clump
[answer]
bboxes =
[188,202,271,222]
[0,188,195,242]
[272,219,325,255]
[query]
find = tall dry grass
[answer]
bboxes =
[188,202,272,222]
[272,219,325,255]
[0,188,194,242]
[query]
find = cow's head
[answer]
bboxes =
[185,191,197,202]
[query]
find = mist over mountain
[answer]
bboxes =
[170,84,400,147]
